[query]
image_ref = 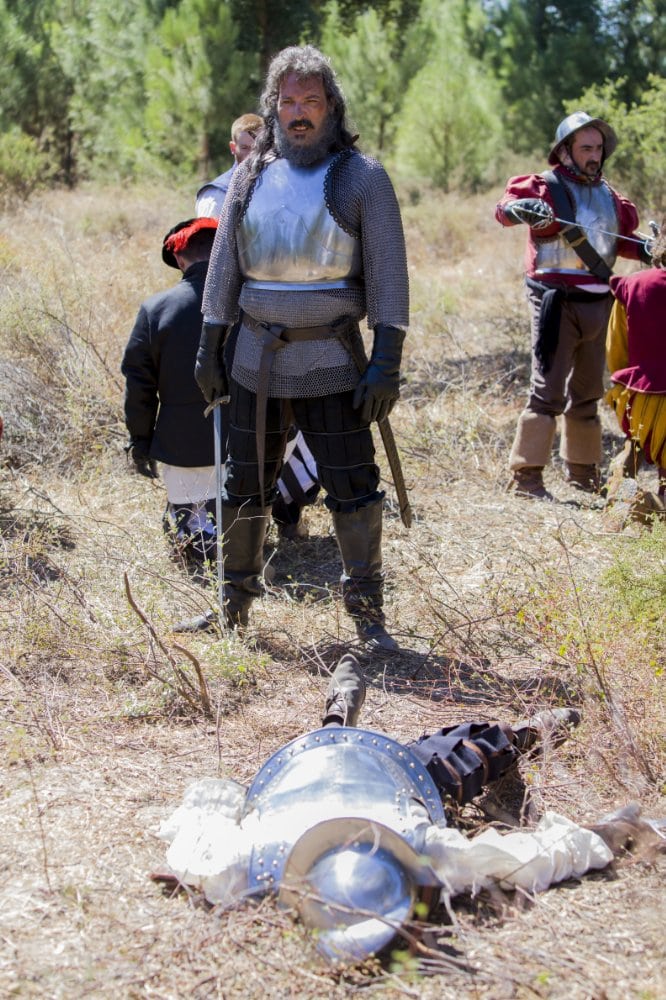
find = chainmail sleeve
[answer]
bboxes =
[327,151,409,330]
[202,167,252,325]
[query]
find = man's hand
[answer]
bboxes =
[195,322,228,405]
[352,324,405,424]
[639,238,654,265]
[126,440,158,479]
[504,198,554,229]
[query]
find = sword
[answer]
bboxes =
[377,415,412,528]
[513,204,656,246]
[205,394,230,614]
[341,329,413,529]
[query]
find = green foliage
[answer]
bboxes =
[564,76,666,215]
[601,0,666,109]
[2,0,662,194]
[481,0,666,155]
[56,1,155,181]
[600,522,666,631]
[0,127,54,204]
[320,2,430,155]
[480,0,610,153]
[144,0,255,177]
[0,0,75,183]
[393,0,504,190]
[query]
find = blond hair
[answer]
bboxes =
[231,113,263,143]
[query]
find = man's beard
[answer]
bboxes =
[559,147,601,180]
[274,114,338,166]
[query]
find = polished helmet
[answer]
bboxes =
[278,817,439,962]
[244,727,445,895]
[548,111,618,166]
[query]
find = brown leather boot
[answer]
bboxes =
[322,654,367,727]
[508,466,552,500]
[564,462,601,493]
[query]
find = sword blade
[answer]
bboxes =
[213,406,225,612]
[553,215,648,246]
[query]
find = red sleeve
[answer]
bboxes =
[609,274,630,304]
[494,173,559,238]
[612,191,642,262]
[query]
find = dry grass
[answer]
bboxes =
[0,181,664,999]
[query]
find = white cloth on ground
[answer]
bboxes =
[157,778,614,907]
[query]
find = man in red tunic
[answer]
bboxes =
[605,221,666,501]
[496,112,650,499]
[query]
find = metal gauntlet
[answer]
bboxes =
[195,322,228,405]
[352,324,405,424]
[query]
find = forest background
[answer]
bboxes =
[1,0,666,210]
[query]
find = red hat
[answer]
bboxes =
[162,217,218,268]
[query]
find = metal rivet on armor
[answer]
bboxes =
[315,736,320,743]
[372,738,378,745]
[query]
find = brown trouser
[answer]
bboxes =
[509,283,612,470]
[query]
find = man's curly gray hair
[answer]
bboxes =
[249,45,357,174]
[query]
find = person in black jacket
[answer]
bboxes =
[121,217,221,562]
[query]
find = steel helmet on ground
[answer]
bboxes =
[278,817,440,962]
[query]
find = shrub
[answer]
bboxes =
[0,128,54,206]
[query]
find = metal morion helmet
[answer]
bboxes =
[278,817,439,963]
[548,111,618,166]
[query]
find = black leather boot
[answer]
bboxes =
[219,503,270,628]
[331,500,398,652]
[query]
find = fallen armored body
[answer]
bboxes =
[156,655,664,963]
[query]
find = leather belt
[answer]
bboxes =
[242,313,356,506]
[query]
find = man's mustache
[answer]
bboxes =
[287,118,314,130]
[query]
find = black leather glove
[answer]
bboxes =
[352,324,405,424]
[126,440,158,479]
[195,322,228,405]
[503,198,554,229]
[639,239,654,266]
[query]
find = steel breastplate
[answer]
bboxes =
[243,727,445,894]
[238,156,362,291]
[535,177,618,276]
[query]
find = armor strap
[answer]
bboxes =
[242,313,355,506]
[542,170,613,281]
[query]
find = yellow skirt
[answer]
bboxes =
[605,384,666,467]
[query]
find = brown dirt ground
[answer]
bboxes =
[1,183,664,999]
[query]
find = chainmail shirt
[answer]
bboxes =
[202,149,409,397]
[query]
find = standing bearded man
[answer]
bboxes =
[195,45,409,651]
[496,112,650,499]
